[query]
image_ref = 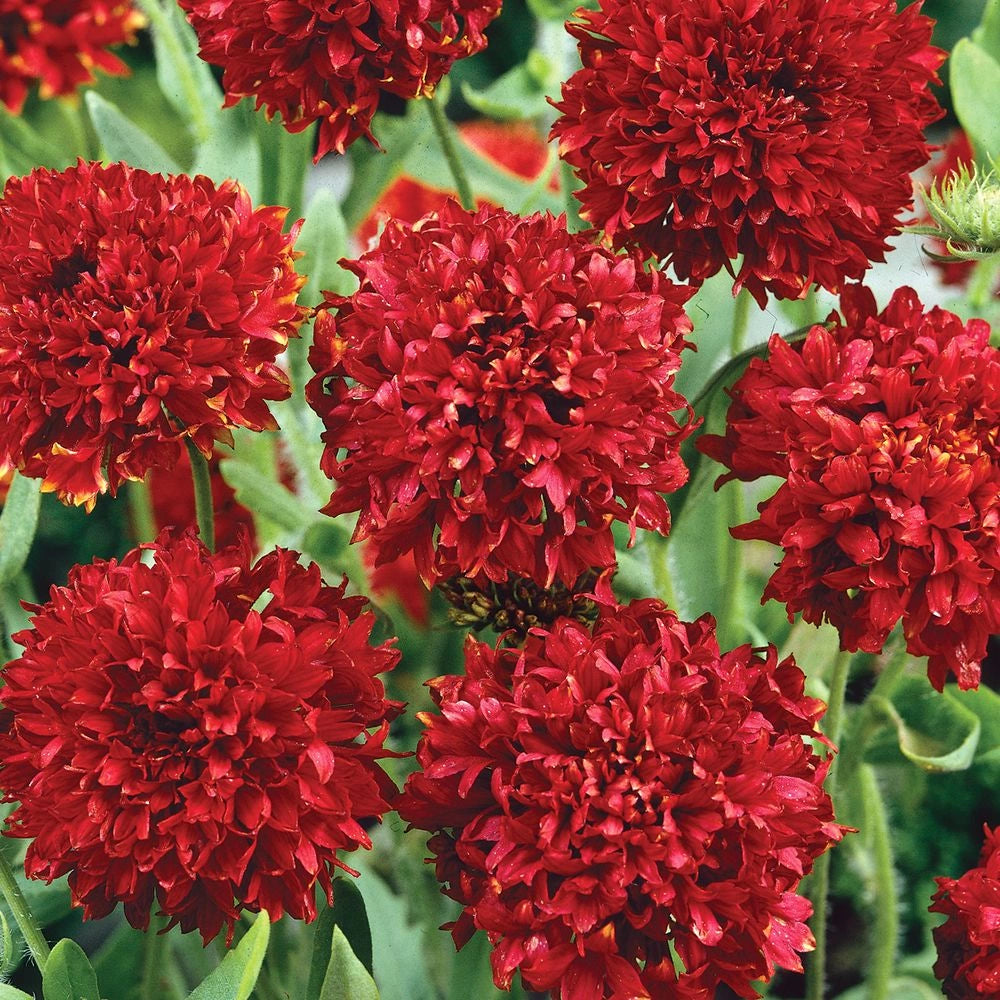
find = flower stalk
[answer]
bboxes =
[425,92,475,211]
[0,846,50,969]
[185,440,216,553]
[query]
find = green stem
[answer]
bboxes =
[135,0,213,143]
[140,916,170,998]
[560,159,585,233]
[730,287,752,355]
[805,648,853,1000]
[128,477,159,545]
[719,285,749,640]
[837,637,909,782]
[861,765,897,1000]
[185,440,215,552]
[646,535,678,610]
[425,93,475,211]
[257,116,313,222]
[719,480,745,647]
[968,255,1000,312]
[0,847,49,968]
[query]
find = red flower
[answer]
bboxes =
[307,201,694,590]
[699,286,1000,691]
[363,546,431,628]
[0,532,402,943]
[931,826,1000,998]
[178,0,502,160]
[397,597,842,1000]
[0,161,305,509]
[0,1,142,113]
[357,120,559,246]
[551,0,944,306]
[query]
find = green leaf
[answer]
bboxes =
[85,92,183,174]
[974,0,1000,63]
[951,38,1000,163]
[317,927,379,1000]
[0,107,69,169]
[218,457,315,535]
[832,975,942,1000]
[945,683,1000,762]
[350,862,435,1000]
[135,0,223,144]
[328,877,374,977]
[343,106,425,231]
[871,675,981,772]
[525,0,596,19]
[306,880,375,1000]
[460,55,557,122]
[306,907,338,1000]
[0,473,40,587]
[189,100,262,200]
[42,938,101,1000]
[186,910,270,1000]
[297,189,353,303]
[0,985,34,1000]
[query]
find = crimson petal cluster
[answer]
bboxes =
[398,597,842,1000]
[931,826,1000,998]
[551,0,943,306]
[0,532,402,943]
[307,201,694,590]
[699,286,1000,691]
[178,0,502,159]
[0,0,141,113]
[0,161,305,508]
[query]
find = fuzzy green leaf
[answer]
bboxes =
[42,939,101,1000]
[0,473,40,586]
[315,927,379,1000]
[186,910,270,1000]
[135,0,223,144]
[85,92,183,174]
[974,0,1000,63]
[951,38,1000,163]
[0,985,34,1000]
[872,676,981,772]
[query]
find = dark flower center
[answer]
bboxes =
[50,247,98,293]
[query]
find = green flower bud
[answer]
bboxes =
[914,161,1000,262]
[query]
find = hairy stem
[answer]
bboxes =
[185,440,216,552]
[0,847,49,969]
[861,765,898,1000]
[426,92,475,211]
[805,648,853,1000]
